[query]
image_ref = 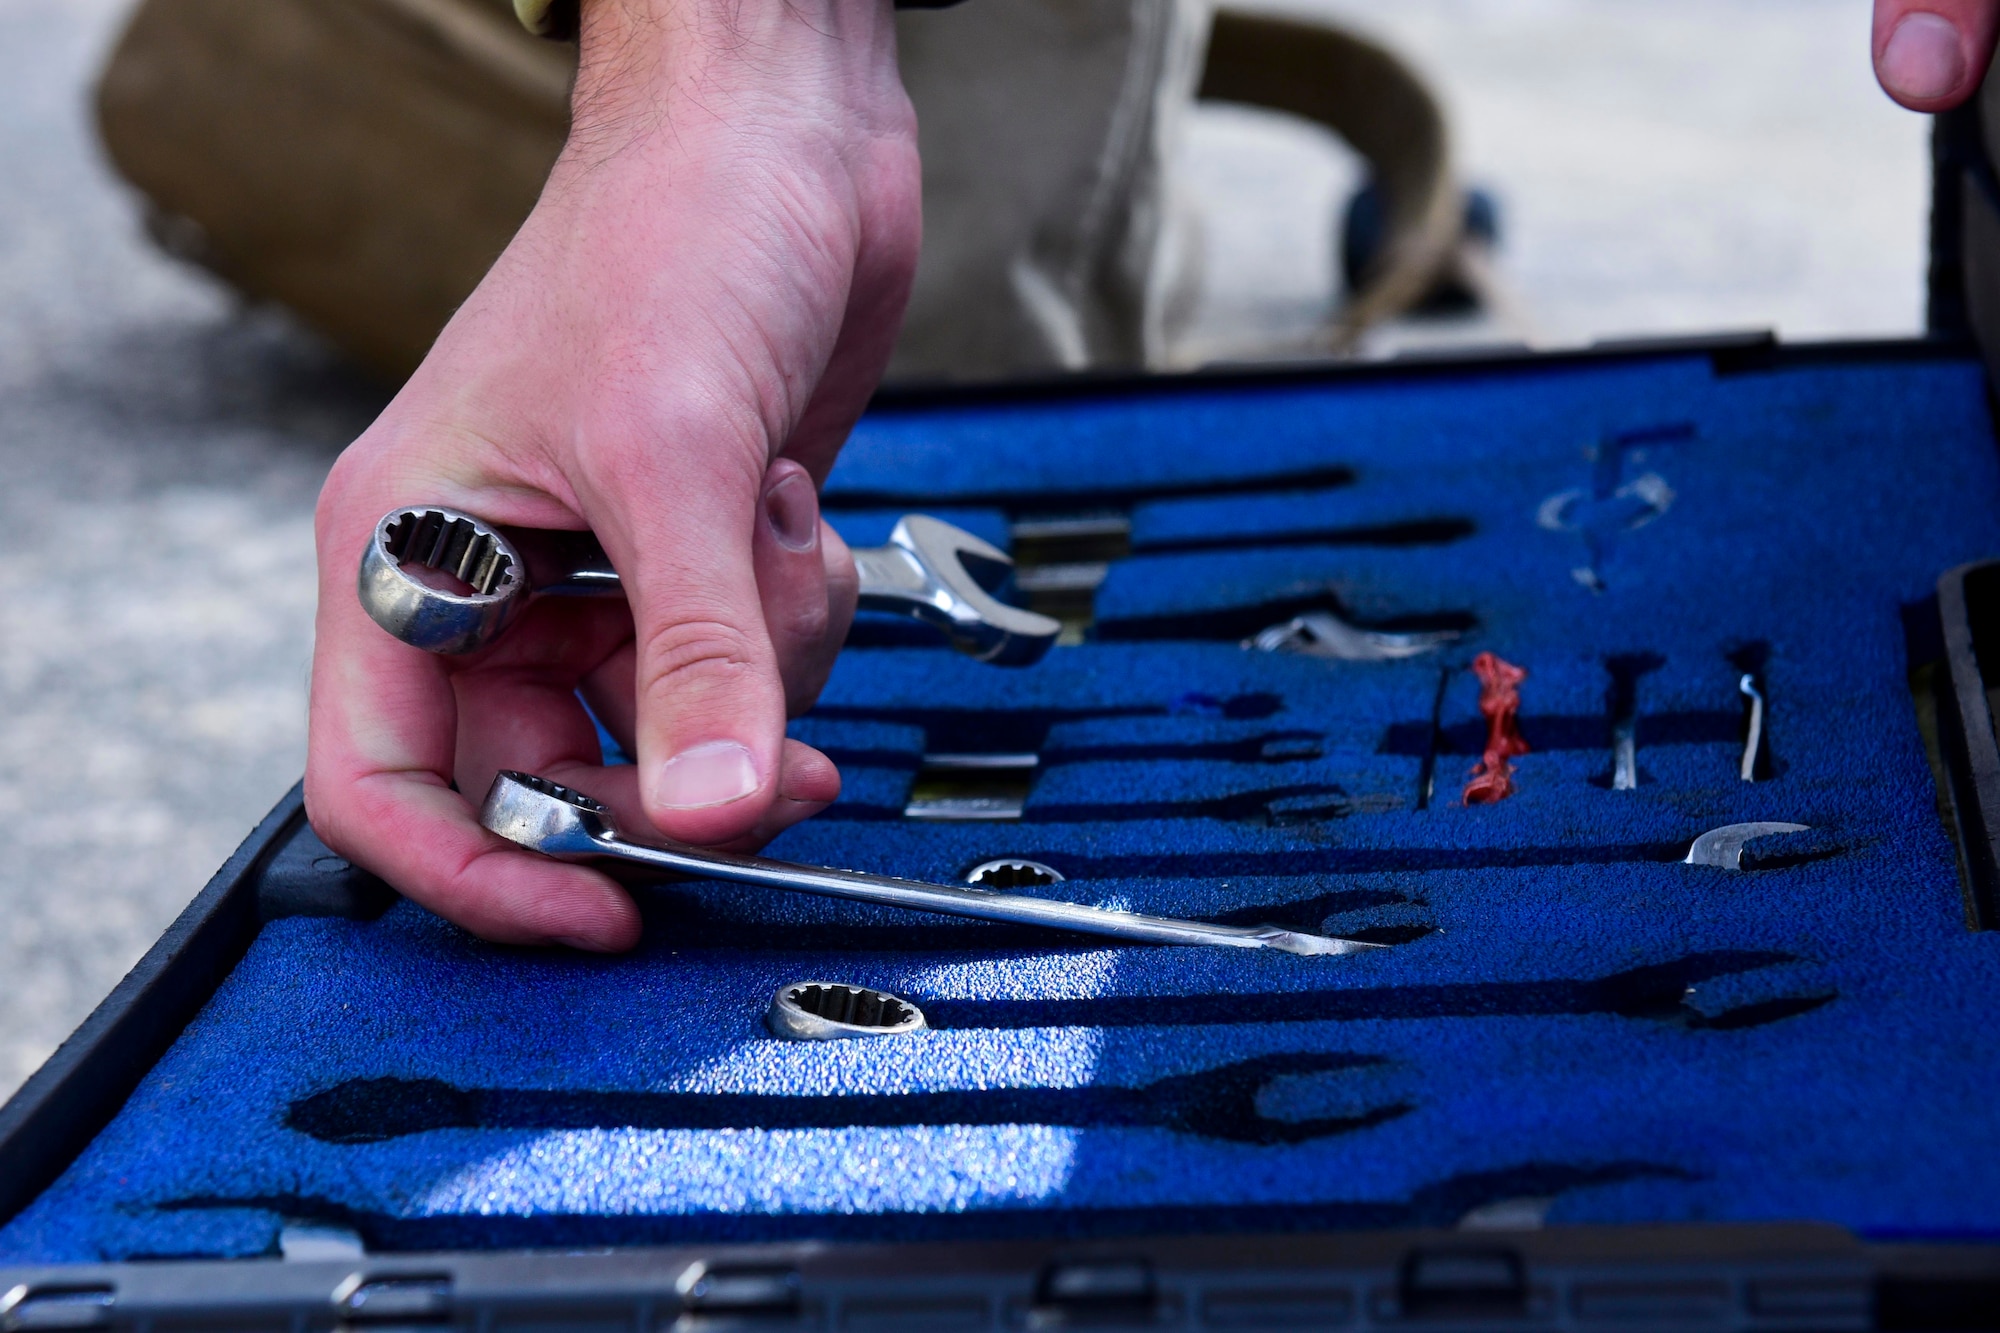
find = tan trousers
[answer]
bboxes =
[96,0,1459,384]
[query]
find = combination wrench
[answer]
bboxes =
[480,771,1387,957]
[358,506,1062,665]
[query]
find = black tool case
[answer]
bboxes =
[8,111,2000,1333]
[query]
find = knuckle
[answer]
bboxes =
[635,616,766,697]
[302,780,372,869]
[776,594,831,649]
[314,452,367,540]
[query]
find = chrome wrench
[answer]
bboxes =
[479,771,1387,957]
[1244,610,1457,662]
[358,507,1062,665]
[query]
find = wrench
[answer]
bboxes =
[358,507,1062,665]
[1738,674,1766,782]
[479,771,1387,957]
[1244,610,1457,662]
[1684,821,1810,870]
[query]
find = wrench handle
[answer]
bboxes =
[565,833,1373,956]
[363,506,1060,663]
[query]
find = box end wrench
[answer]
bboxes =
[358,507,1062,664]
[480,771,1388,957]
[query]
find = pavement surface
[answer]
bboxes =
[0,0,386,1099]
[0,0,1931,1101]
[1184,0,1929,355]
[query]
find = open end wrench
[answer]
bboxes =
[479,771,1387,958]
[358,507,1062,665]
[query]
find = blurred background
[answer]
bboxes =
[0,0,1925,1100]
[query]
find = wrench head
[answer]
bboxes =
[1246,610,1458,661]
[480,771,617,856]
[882,515,1062,666]
[359,507,527,655]
[1684,821,1811,870]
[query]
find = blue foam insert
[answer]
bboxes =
[9,351,2000,1262]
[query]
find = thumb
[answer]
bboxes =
[591,452,788,846]
[1874,0,2000,109]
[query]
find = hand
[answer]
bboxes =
[1874,1,2000,109]
[305,0,918,951]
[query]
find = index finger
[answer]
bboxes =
[305,477,642,952]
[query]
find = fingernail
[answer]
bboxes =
[656,739,760,808]
[1881,13,1966,102]
[764,469,819,553]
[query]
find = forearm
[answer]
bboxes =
[486,0,908,475]
[402,0,910,503]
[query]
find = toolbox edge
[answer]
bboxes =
[0,1220,1922,1331]
[0,784,307,1230]
[862,332,1974,416]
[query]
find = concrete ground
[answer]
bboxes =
[0,0,1930,1100]
[1183,0,1929,356]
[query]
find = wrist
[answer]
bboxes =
[570,0,902,127]
[521,0,961,41]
